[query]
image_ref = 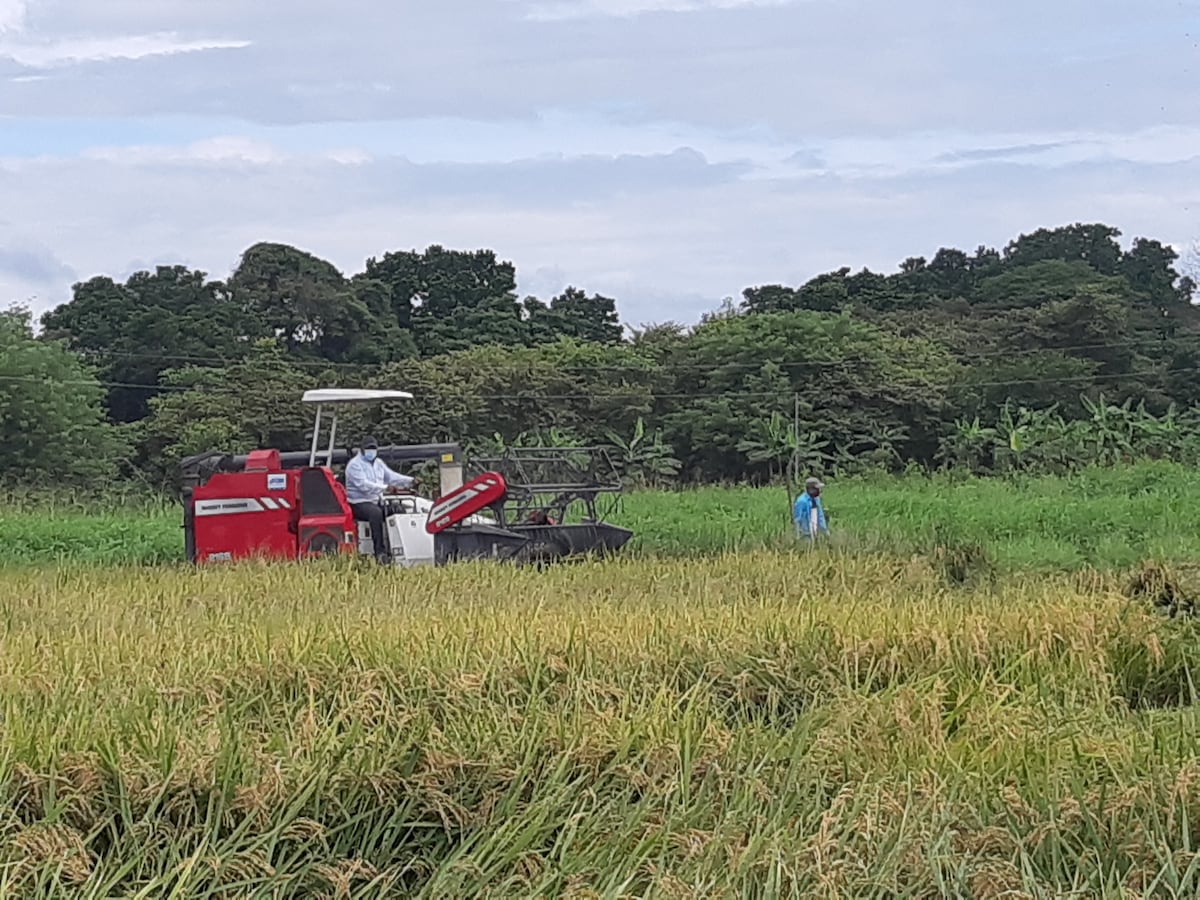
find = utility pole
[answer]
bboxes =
[792,392,800,485]
[789,391,800,539]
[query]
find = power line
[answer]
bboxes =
[0,364,1195,400]
[60,331,1200,375]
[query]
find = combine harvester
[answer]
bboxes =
[178,388,633,567]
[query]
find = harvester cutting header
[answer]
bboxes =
[179,388,633,567]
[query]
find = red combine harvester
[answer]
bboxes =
[179,388,633,567]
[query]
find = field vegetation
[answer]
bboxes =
[4,461,1200,573]
[1,551,1198,896]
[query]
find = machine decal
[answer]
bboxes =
[195,498,266,516]
[194,497,291,516]
[267,473,288,491]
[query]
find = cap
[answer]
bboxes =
[362,436,378,449]
[805,477,824,488]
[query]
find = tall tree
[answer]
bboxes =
[1121,237,1191,306]
[363,245,528,355]
[1003,222,1124,275]
[524,287,624,344]
[0,305,127,484]
[228,243,407,365]
[137,343,359,489]
[40,266,260,422]
[661,310,957,480]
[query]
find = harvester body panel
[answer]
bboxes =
[190,469,300,562]
[188,465,355,562]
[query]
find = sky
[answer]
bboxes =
[0,0,1197,329]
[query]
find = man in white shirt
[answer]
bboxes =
[345,436,417,563]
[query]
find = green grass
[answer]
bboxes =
[6,461,1200,571]
[0,552,1198,896]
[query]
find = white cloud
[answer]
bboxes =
[0,0,249,68]
[0,0,1196,327]
[0,146,1196,328]
[325,148,372,165]
[0,32,249,68]
[778,125,1200,180]
[0,0,25,33]
[81,136,282,166]
[56,118,1200,182]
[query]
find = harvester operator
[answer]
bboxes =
[345,436,418,564]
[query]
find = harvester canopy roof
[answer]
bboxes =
[301,388,413,405]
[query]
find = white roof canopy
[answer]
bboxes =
[301,388,414,405]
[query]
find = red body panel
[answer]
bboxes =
[244,449,282,471]
[191,463,356,562]
[426,471,508,533]
[296,472,358,557]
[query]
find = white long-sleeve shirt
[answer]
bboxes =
[344,453,415,504]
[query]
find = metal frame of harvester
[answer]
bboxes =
[178,388,633,567]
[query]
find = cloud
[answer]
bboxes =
[791,126,1200,179]
[0,144,1196,329]
[81,136,283,166]
[520,0,795,21]
[0,32,249,68]
[0,0,249,70]
[0,0,1192,137]
[0,242,74,284]
[0,0,1195,329]
[0,0,25,33]
[934,143,1074,164]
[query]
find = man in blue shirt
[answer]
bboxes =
[793,477,830,541]
[345,436,417,563]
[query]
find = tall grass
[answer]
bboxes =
[0,550,1198,895]
[5,461,1200,571]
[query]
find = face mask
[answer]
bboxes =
[364,449,377,462]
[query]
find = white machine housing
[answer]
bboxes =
[358,493,493,568]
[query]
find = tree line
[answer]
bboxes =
[3,222,1199,492]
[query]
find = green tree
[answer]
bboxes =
[365,339,656,449]
[661,310,956,481]
[1003,222,1124,275]
[524,287,623,345]
[1121,237,1192,306]
[40,266,262,422]
[0,306,127,485]
[363,245,529,356]
[228,243,407,365]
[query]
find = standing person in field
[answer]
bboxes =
[345,437,417,564]
[794,477,830,541]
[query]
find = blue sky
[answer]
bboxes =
[1,0,1197,327]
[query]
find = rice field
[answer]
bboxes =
[0,549,1198,896]
[2,463,1200,895]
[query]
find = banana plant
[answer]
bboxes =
[935,416,996,473]
[605,417,681,488]
[737,412,831,485]
[856,423,910,471]
[736,411,798,481]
